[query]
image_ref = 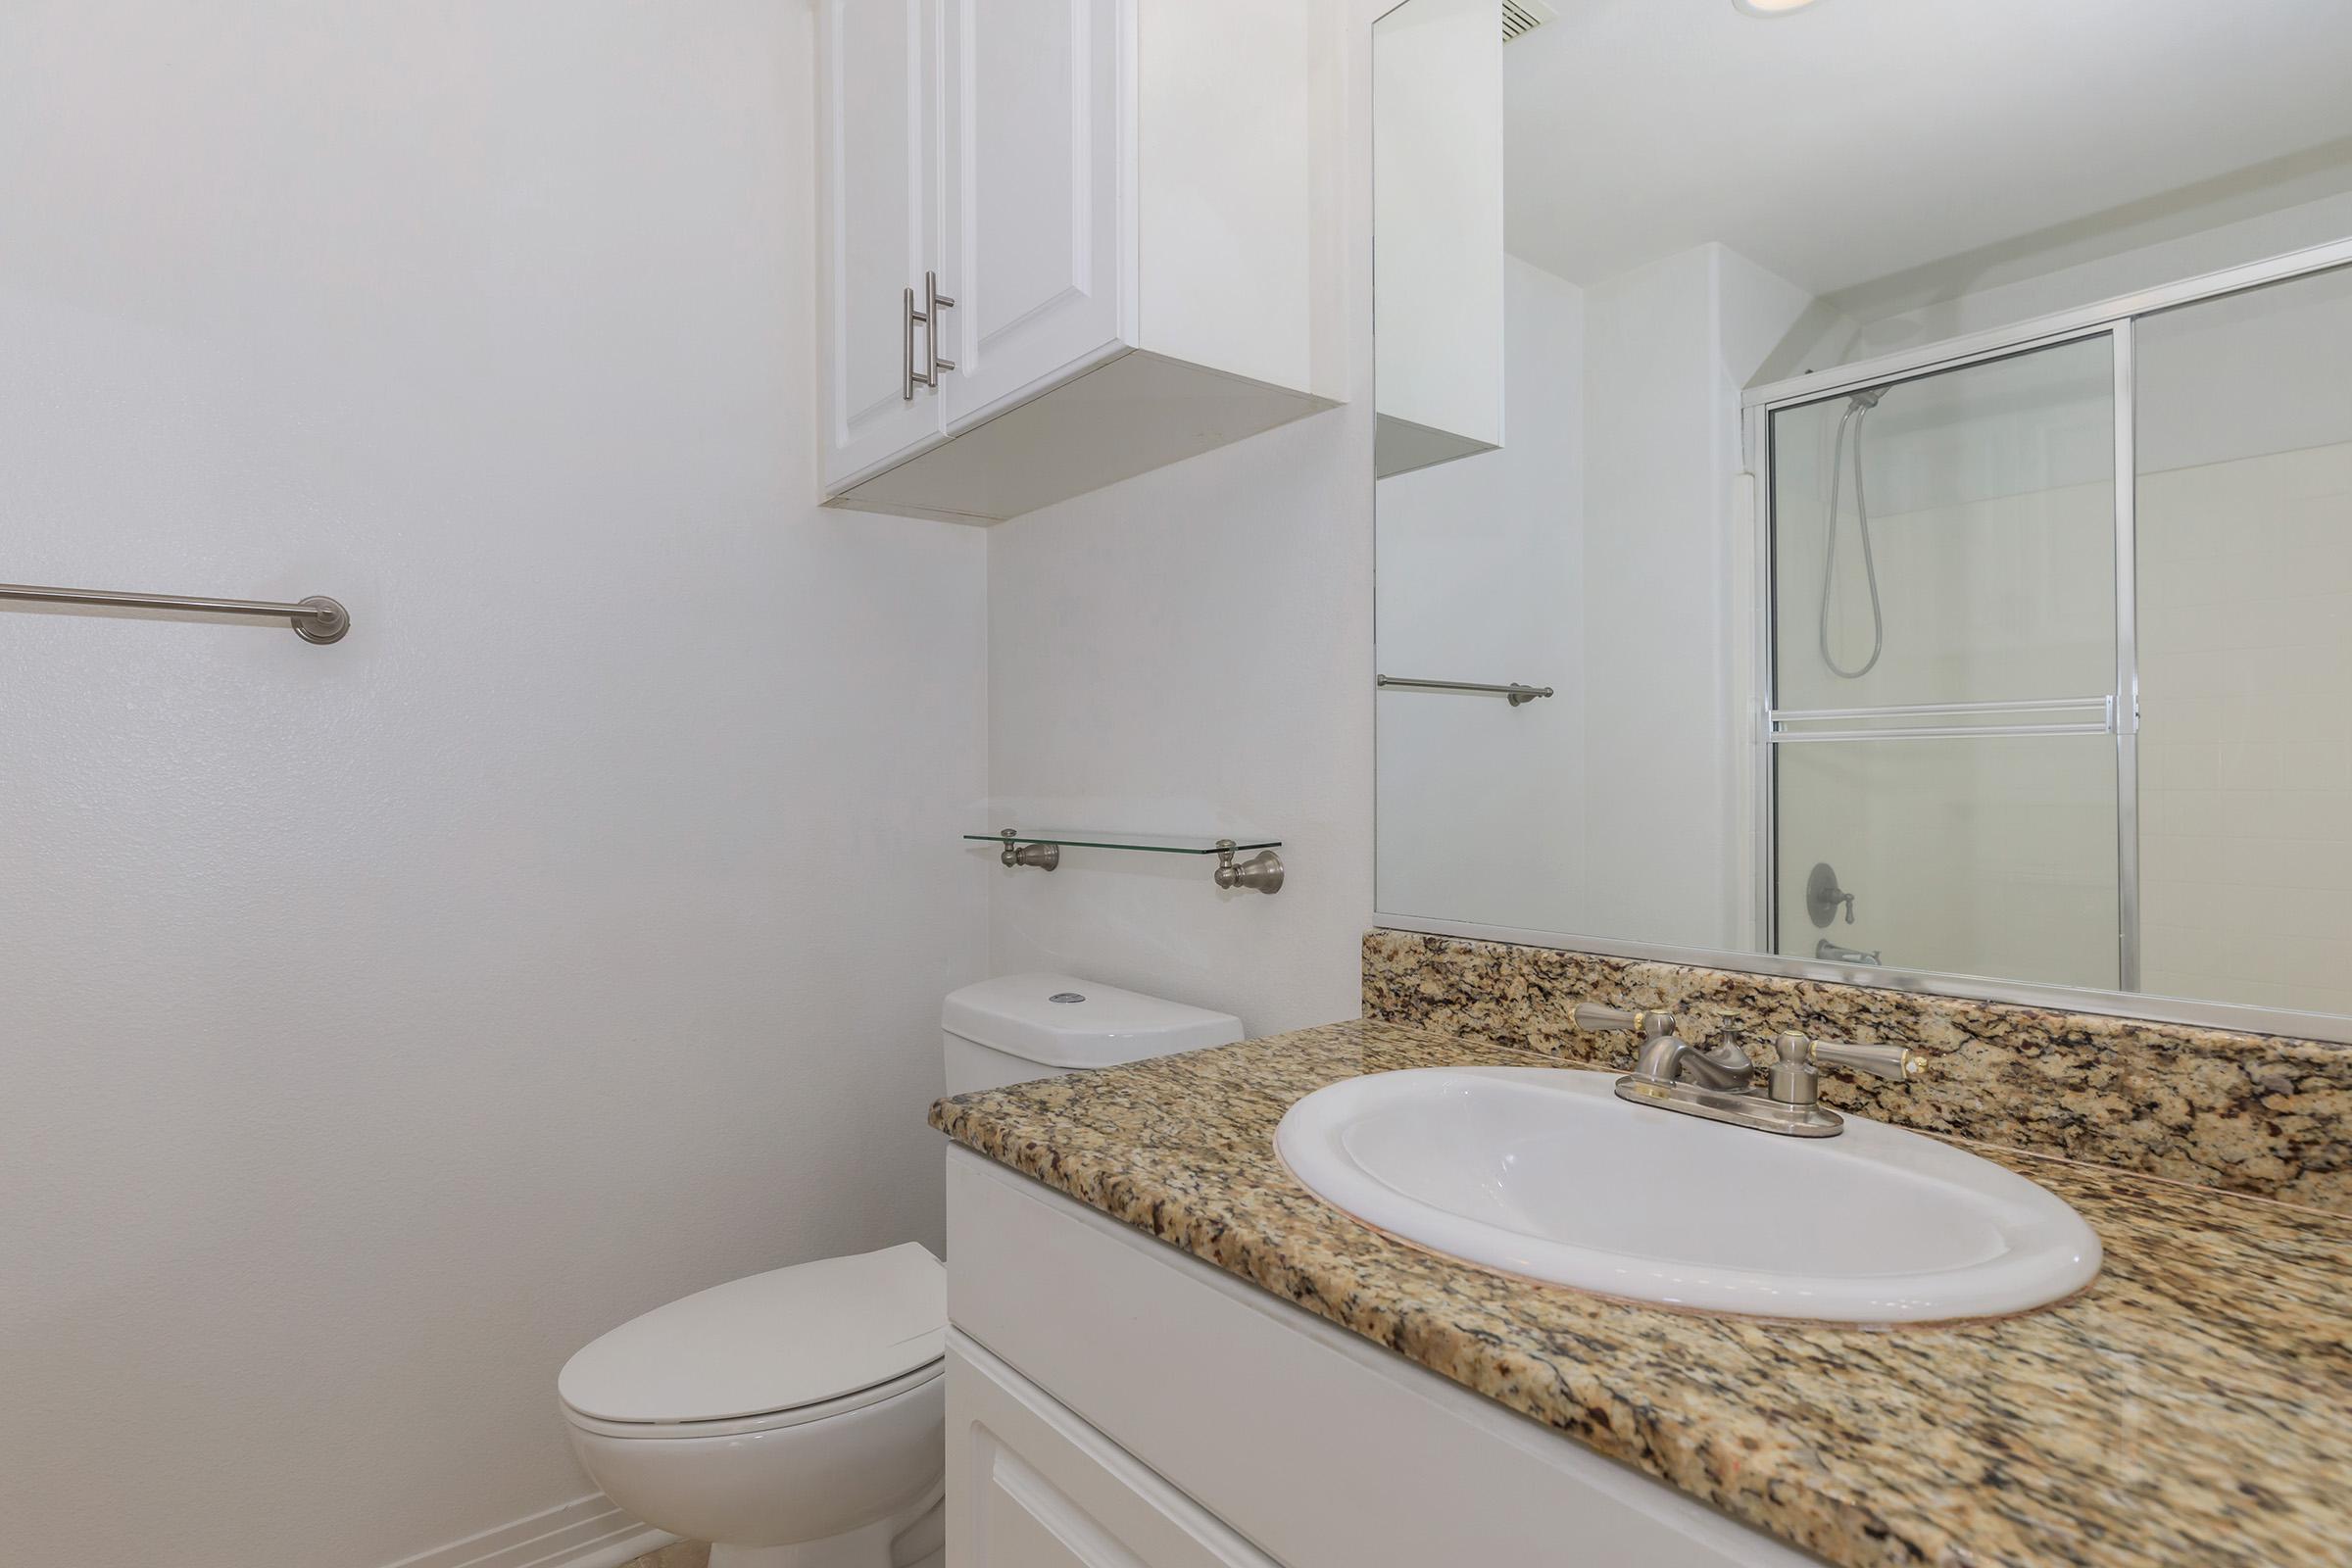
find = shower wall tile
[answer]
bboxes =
[2137,443,2352,1015]
[1363,928,2352,1213]
[2140,738,2219,789]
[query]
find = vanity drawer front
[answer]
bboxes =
[949,1334,1281,1568]
[945,1147,1812,1568]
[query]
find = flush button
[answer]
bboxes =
[1049,992,1085,1004]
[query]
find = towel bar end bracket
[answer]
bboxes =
[293,596,351,645]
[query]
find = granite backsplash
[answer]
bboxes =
[1363,929,2352,1213]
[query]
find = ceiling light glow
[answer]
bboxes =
[1733,0,1825,15]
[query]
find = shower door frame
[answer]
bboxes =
[1747,323,2140,991]
[1740,233,2352,1016]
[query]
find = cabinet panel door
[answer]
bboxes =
[940,0,1132,430]
[820,0,944,489]
[948,1339,1279,1568]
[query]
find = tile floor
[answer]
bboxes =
[619,1544,708,1568]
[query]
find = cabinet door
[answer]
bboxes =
[939,0,1133,430]
[820,0,945,490]
[948,1338,1279,1568]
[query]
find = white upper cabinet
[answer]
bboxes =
[819,0,1339,524]
[819,0,945,483]
[938,0,1128,427]
[1372,0,1503,478]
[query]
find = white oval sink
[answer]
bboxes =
[1275,1066,2100,1323]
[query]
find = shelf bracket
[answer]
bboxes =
[999,828,1059,871]
[984,828,1282,894]
[1214,839,1284,896]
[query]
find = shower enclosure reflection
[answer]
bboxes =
[1372,0,2352,1034]
[1764,336,2123,991]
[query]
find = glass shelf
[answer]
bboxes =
[964,829,1281,856]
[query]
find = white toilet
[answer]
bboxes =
[558,974,1244,1568]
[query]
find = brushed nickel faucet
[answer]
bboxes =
[1576,1002,1922,1137]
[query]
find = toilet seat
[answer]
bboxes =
[559,1244,945,1437]
[562,1356,944,1441]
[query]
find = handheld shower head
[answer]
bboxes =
[1818,385,1888,678]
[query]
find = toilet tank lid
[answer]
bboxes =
[557,1244,945,1425]
[943,973,1243,1069]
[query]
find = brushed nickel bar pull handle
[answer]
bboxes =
[0,582,349,644]
[924,270,956,384]
[1377,675,1554,707]
[903,284,919,402]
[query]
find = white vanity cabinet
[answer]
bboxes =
[949,1340,1281,1568]
[817,0,1338,524]
[944,1149,1819,1568]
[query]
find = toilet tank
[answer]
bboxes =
[941,973,1244,1096]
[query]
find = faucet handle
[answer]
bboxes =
[1762,1031,1920,1108]
[1574,1002,1677,1040]
[1808,1036,1924,1082]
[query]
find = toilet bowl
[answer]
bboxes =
[560,1245,949,1568]
[559,976,1243,1565]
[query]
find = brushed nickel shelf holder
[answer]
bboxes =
[975,828,1285,896]
[1378,674,1553,707]
[998,829,1060,872]
[1212,839,1284,896]
[0,581,350,644]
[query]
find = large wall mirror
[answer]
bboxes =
[1373,0,2352,1040]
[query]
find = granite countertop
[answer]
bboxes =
[929,1019,2352,1568]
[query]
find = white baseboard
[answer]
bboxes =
[377,1494,680,1568]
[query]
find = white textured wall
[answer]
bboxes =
[1566,250,1718,948]
[0,6,988,1567]
[983,0,1370,1039]
[983,405,1370,1035]
[1577,244,1813,953]
[1373,242,1816,954]
[1376,256,1585,933]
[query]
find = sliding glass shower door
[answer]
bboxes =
[2132,264,2352,1016]
[1765,334,2129,989]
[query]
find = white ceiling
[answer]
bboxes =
[1504,0,2352,301]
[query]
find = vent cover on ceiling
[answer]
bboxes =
[1502,0,1556,42]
